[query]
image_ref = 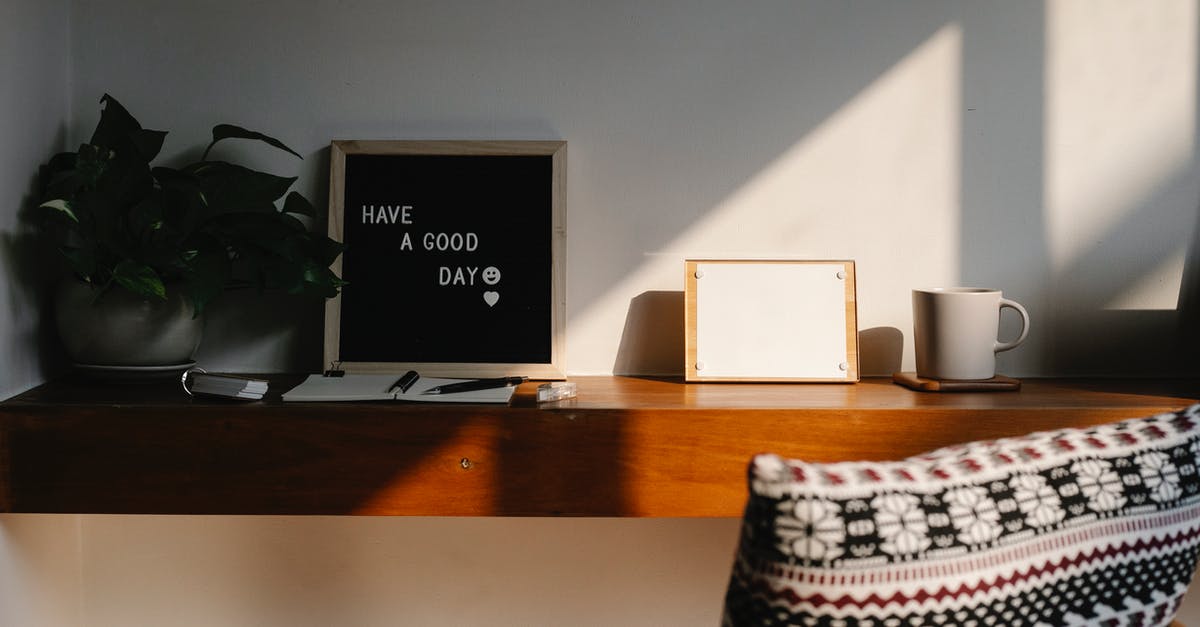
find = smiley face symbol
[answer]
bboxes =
[481,266,501,286]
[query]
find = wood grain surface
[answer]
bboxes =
[1,376,1196,516]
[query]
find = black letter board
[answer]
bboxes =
[325,141,566,378]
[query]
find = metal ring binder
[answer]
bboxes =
[180,367,208,396]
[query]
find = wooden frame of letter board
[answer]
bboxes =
[684,259,859,383]
[325,140,567,379]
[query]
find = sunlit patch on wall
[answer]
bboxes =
[1044,0,1197,313]
[571,23,965,373]
[1103,248,1188,311]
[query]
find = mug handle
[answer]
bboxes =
[995,298,1030,353]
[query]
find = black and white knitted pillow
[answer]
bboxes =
[724,404,1200,627]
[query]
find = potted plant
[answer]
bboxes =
[37,95,345,370]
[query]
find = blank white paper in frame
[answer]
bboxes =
[685,260,859,382]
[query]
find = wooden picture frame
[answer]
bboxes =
[684,259,859,382]
[325,140,566,378]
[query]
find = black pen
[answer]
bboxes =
[388,370,420,394]
[422,376,527,395]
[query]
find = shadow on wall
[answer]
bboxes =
[0,127,71,382]
[1032,162,1200,375]
[958,4,1200,378]
[1181,203,1200,358]
[1038,191,1200,376]
[2,118,337,377]
[602,5,1198,380]
[613,291,685,376]
[859,326,904,376]
[613,290,905,378]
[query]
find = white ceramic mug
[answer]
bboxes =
[912,288,1030,380]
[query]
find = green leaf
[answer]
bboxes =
[280,212,307,233]
[43,151,78,173]
[187,161,296,215]
[202,124,302,161]
[90,95,166,164]
[127,193,165,240]
[184,247,231,316]
[130,129,168,162]
[111,260,166,300]
[89,141,154,211]
[90,94,142,148]
[60,246,97,279]
[314,237,346,266]
[154,166,209,235]
[297,261,345,298]
[282,191,316,217]
[68,144,113,194]
[39,199,78,222]
[42,170,87,201]
[153,166,203,195]
[38,95,346,315]
[76,143,112,172]
[154,166,206,211]
[39,152,82,199]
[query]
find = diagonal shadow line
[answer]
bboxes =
[0,126,71,396]
[1178,2,1200,354]
[566,5,960,320]
[495,9,967,515]
[1179,201,1200,351]
[1035,5,1200,377]
[608,7,1059,379]
[1050,164,1199,311]
[602,11,974,377]
[961,4,1200,378]
[958,2,1048,350]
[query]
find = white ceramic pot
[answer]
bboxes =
[55,280,203,366]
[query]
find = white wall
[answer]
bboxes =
[6,1,1200,625]
[0,0,70,399]
[67,0,1200,378]
[0,1,80,626]
[0,516,81,627]
[71,516,737,627]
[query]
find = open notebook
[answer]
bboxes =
[282,374,516,403]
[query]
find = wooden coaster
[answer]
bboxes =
[892,372,1021,392]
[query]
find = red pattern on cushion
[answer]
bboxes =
[724,404,1200,627]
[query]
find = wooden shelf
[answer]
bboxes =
[1,375,1197,516]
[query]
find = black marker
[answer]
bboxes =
[422,376,527,395]
[388,370,420,394]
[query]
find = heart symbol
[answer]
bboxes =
[483,291,499,307]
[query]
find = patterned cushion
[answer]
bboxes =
[723,404,1200,627]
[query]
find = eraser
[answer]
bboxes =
[537,381,577,402]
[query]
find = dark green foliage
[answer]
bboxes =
[37,95,345,315]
